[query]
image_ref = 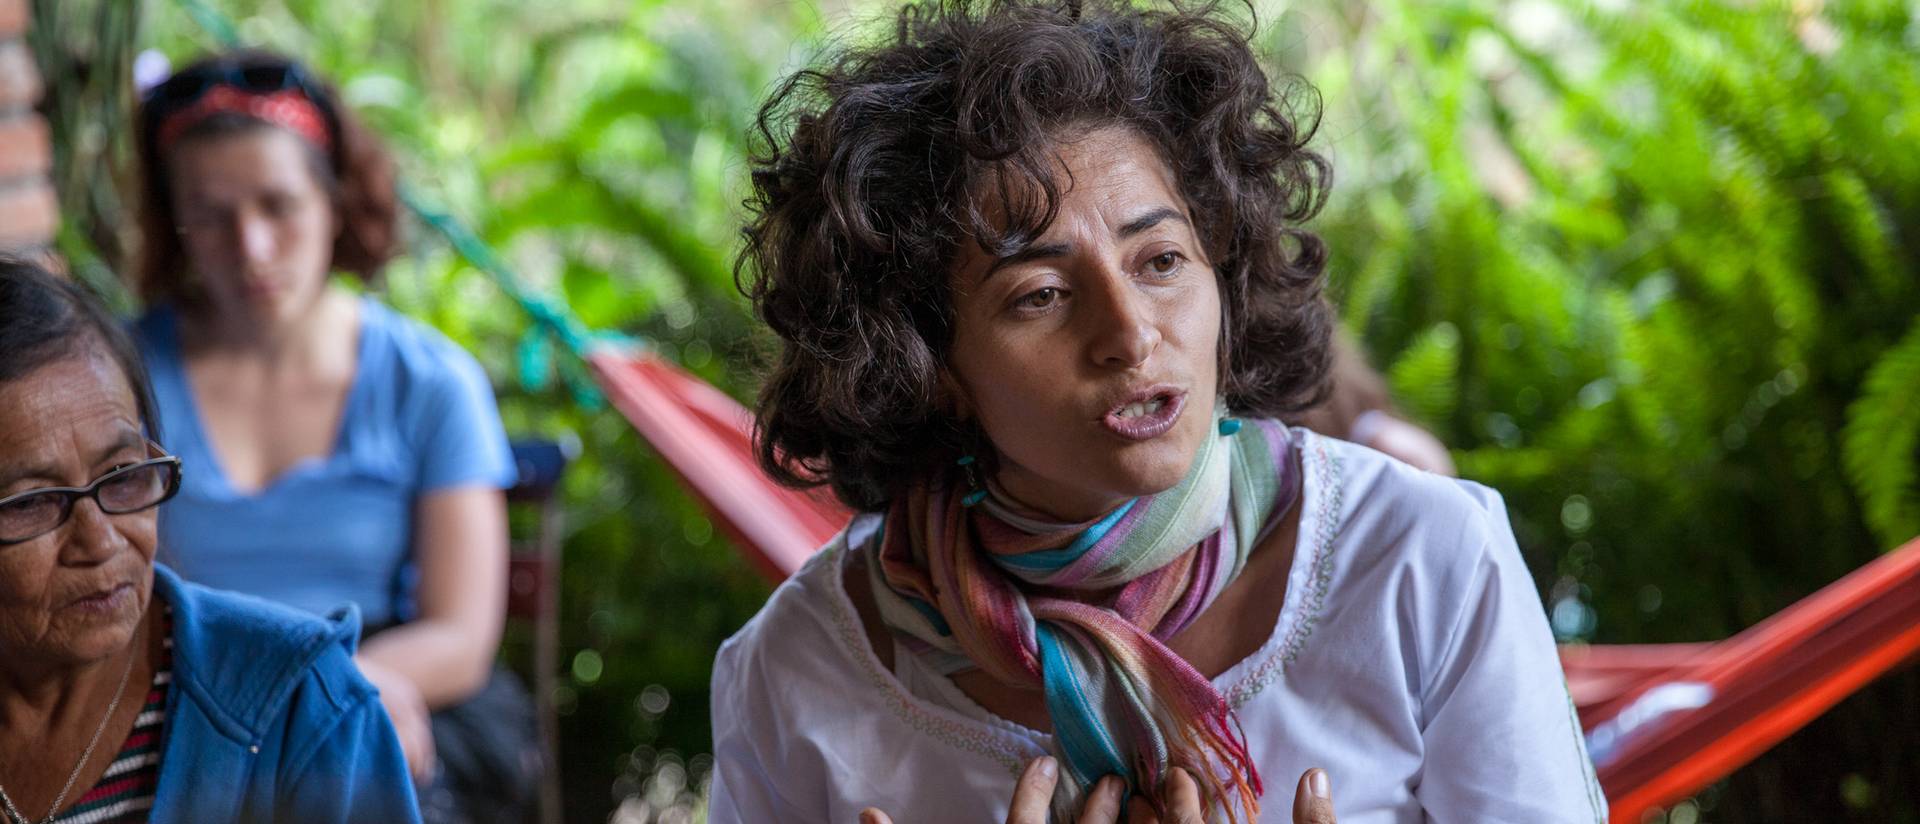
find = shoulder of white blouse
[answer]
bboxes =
[712,534,860,702]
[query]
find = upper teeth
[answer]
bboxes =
[1120,398,1165,418]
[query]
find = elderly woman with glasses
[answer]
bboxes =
[0,259,420,823]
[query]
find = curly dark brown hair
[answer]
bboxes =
[134,49,399,307]
[742,0,1333,511]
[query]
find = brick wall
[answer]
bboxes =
[0,0,58,253]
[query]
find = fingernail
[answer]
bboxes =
[1309,769,1331,799]
[858,809,880,824]
[1036,756,1057,779]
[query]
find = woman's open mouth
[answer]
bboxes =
[1101,389,1186,441]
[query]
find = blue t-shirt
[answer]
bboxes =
[134,298,517,627]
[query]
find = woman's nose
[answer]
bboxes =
[59,499,126,566]
[234,211,278,264]
[1085,272,1161,369]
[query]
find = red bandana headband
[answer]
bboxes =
[155,84,333,155]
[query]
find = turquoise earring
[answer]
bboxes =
[1218,417,1243,436]
[957,455,987,506]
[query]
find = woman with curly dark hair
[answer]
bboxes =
[126,50,537,823]
[712,1,1603,822]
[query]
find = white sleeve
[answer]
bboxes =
[707,638,820,824]
[1415,495,1608,824]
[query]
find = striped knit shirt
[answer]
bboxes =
[49,609,171,824]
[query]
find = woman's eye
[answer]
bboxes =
[177,208,224,229]
[1145,251,1184,277]
[1015,287,1062,311]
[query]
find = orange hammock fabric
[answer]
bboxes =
[590,349,1920,823]
[1562,538,1920,820]
[589,350,845,581]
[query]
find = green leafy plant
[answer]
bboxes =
[1293,0,1919,816]
[1844,320,1920,549]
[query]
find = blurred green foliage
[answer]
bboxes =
[1283,2,1920,818]
[35,0,1919,820]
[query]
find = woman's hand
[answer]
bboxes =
[357,656,437,785]
[856,756,1202,824]
[858,761,1336,824]
[1290,769,1336,824]
[1120,766,1203,824]
[852,752,1136,822]
[1117,766,1338,824]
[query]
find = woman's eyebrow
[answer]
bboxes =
[982,241,1072,281]
[0,461,59,491]
[93,430,144,463]
[978,207,1187,281]
[1117,207,1187,238]
[0,431,147,489]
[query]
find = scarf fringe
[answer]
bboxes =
[1154,693,1261,823]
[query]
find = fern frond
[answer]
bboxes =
[1842,319,1920,549]
[1387,321,1462,429]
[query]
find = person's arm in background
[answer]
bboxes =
[354,345,516,781]
[1292,327,1457,476]
[355,485,506,782]
[357,487,507,708]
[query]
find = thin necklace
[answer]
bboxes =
[0,646,139,824]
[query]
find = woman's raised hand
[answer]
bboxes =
[860,752,1159,818]
[1290,769,1336,824]
[859,759,1335,823]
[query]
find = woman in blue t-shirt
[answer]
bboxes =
[127,50,535,823]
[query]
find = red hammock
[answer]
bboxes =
[588,350,844,581]
[590,349,1920,823]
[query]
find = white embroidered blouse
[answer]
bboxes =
[708,430,1607,823]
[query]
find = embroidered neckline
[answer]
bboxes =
[1226,433,1344,708]
[822,428,1349,766]
[824,554,1036,776]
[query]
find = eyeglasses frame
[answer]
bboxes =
[0,444,184,546]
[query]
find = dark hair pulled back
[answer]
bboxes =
[134,49,399,307]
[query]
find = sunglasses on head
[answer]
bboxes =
[144,61,324,117]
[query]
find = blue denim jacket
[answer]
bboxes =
[146,563,421,822]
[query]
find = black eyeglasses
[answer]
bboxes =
[143,60,325,118]
[0,445,183,545]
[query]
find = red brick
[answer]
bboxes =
[0,113,48,179]
[0,40,39,112]
[0,0,26,39]
[0,179,58,248]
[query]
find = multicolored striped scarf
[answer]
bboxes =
[864,415,1301,822]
